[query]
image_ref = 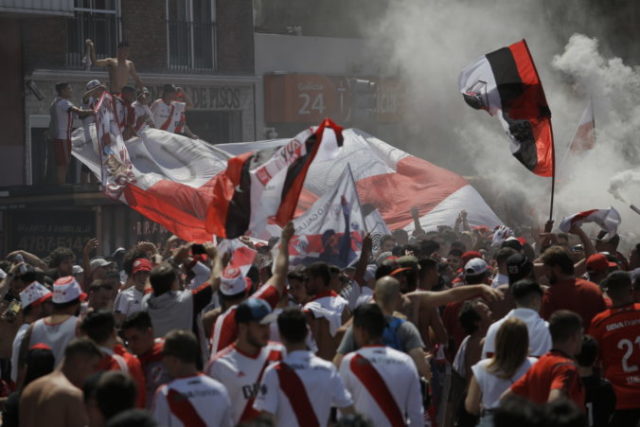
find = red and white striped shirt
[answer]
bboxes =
[150,99,186,133]
[253,349,353,427]
[152,373,232,427]
[210,284,280,355]
[339,345,424,427]
[207,342,284,424]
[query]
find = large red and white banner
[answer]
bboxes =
[73,121,502,242]
[559,207,620,236]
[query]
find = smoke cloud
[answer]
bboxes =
[365,0,640,244]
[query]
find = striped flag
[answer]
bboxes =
[459,40,554,177]
[206,119,344,239]
[568,100,595,153]
[559,207,621,236]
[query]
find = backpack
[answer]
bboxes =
[382,316,406,351]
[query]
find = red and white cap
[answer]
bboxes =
[52,276,87,304]
[219,266,251,296]
[132,258,153,274]
[19,282,52,309]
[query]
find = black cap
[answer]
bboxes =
[506,253,532,284]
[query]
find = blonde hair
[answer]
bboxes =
[487,317,529,379]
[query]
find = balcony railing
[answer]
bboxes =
[66,12,121,69]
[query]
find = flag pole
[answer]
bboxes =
[549,120,556,222]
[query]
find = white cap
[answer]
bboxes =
[464,258,488,276]
[219,266,250,296]
[90,258,113,271]
[20,282,52,309]
[52,276,86,304]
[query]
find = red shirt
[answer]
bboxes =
[511,350,585,407]
[442,301,465,363]
[541,278,606,326]
[589,303,640,409]
[97,344,147,408]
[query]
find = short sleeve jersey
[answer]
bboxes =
[150,99,186,133]
[253,350,352,427]
[510,350,585,407]
[152,373,232,427]
[541,278,606,326]
[588,303,640,409]
[207,342,284,424]
[49,97,75,140]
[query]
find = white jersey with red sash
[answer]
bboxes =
[210,284,279,355]
[152,373,232,427]
[253,349,352,427]
[150,99,186,133]
[131,100,154,133]
[206,342,284,424]
[339,345,424,427]
[49,97,75,140]
[303,290,349,337]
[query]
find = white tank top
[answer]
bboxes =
[29,316,79,366]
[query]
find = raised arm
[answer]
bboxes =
[411,207,426,237]
[408,284,501,308]
[353,233,372,287]
[267,222,294,295]
[85,39,110,67]
[204,243,221,293]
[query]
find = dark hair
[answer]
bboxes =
[277,308,308,344]
[64,338,103,361]
[448,248,463,258]
[549,310,583,344]
[121,311,152,332]
[541,246,575,275]
[23,347,55,389]
[117,40,130,48]
[459,300,481,335]
[48,247,75,268]
[419,258,438,274]
[450,241,467,253]
[575,335,598,368]
[305,262,331,287]
[163,330,199,364]
[81,310,116,344]
[375,260,397,279]
[335,413,375,427]
[149,263,176,295]
[511,279,543,306]
[106,409,158,427]
[496,247,517,265]
[544,398,586,427]
[418,240,440,257]
[287,270,304,282]
[121,86,135,94]
[493,395,545,427]
[162,84,177,95]
[352,303,386,339]
[96,371,137,421]
[55,82,70,94]
[602,271,631,298]
[380,235,395,246]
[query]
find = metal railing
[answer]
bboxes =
[66,11,121,68]
[167,20,216,72]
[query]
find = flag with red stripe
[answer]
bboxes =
[459,39,554,177]
[558,207,621,236]
[568,100,595,153]
[206,119,343,238]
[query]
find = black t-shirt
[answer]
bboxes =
[582,374,616,427]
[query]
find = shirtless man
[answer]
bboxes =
[86,39,144,93]
[20,338,103,427]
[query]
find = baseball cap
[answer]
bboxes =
[219,266,251,296]
[501,237,523,251]
[52,276,87,304]
[90,258,113,271]
[586,253,617,273]
[464,258,488,276]
[132,258,153,274]
[506,253,533,283]
[461,251,482,265]
[235,298,278,324]
[72,265,84,275]
[84,79,105,95]
[20,282,52,309]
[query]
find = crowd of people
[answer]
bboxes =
[49,39,197,184]
[0,211,639,427]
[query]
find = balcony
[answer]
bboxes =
[0,0,74,16]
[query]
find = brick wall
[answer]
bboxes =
[216,0,254,74]
[121,0,167,72]
[22,16,67,73]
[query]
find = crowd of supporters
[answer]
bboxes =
[0,214,639,427]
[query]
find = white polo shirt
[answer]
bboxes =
[207,342,284,425]
[339,345,424,427]
[152,373,232,427]
[113,287,145,318]
[254,349,352,426]
[481,308,552,359]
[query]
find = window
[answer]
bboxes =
[66,0,121,68]
[166,0,216,72]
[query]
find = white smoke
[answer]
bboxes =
[364,0,640,246]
